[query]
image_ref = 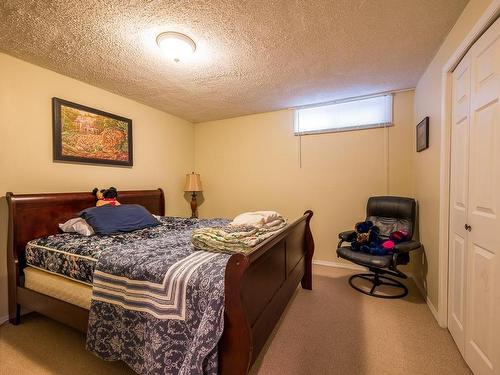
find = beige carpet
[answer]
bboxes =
[0,266,470,375]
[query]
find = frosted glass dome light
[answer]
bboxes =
[156,32,196,62]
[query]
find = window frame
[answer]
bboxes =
[294,93,394,136]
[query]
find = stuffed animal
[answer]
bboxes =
[92,187,120,207]
[378,230,409,252]
[351,221,409,256]
[351,221,381,251]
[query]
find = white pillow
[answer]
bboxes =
[59,217,95,236]
[231,211,281,227]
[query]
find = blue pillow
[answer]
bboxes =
[79,204,160,235]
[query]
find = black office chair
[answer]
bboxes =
[336,196,421,298]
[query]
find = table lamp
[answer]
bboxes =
[184,172,202,218]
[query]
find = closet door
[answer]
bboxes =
[465,18,500,375]
[449,53,471,356]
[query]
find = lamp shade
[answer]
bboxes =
[184,172,202,192]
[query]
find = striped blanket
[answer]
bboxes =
[92,251,221,320]
[86,216,231,375]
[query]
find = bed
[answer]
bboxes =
[6,189,314,374]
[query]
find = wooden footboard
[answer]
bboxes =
[6,190,313,375]
[219,210,314,374]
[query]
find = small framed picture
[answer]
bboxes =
[52,97,133,166]
[416,117,429,152]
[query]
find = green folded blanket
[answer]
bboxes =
[192,219,287,254]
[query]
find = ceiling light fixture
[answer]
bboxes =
[156,31,196,62]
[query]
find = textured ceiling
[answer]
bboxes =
[0,0,468,123]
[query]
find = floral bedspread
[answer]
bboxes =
[25,217,229,285]
[85,217,231,375]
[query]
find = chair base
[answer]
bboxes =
[348,273,408,299]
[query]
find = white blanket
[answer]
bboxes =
[231,211,282,227]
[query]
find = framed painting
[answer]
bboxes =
[52,98,133,166]
[416,116,429,152]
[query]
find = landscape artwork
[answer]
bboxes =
[52,98,133,166]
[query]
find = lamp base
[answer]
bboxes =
[190,192,198,218]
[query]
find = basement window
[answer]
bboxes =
[294,94,393,135]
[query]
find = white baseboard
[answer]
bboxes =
[407,274,443,326]
[426,297,440,323]
[312,259,366,271]
[408,273,426,298]
[0,315,9,325]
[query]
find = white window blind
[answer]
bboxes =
[294,94,393,135]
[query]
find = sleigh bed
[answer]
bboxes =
[6,189,314,374]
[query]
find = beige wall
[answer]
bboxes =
[0,53,195,319]
[195,91,415,266]
[413,0,494,309]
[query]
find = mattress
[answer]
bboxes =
[26,235,100,285]
[24,266,92,309]
[25,216,173,284]
[23,216,231,311]
[25,216,231,284]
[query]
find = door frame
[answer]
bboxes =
[437,1,500,328]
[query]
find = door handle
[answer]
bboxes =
[464,224,472,232]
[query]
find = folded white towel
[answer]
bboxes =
[231,211,282,227]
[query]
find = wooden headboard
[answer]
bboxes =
[6,189,165,264]
[6,188,164,273]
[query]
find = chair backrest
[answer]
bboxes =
[366,196,416,239]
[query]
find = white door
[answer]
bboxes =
[449,17,500,375]
[449,52,471,357]
[465,18,500,375]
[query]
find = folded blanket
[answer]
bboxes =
[230,211,281,227]
[192,215,287,254]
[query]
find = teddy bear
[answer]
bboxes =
[350,220,409,256]
[92,187,120,207]
[350,221,381,251]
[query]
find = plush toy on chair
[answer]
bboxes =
[336,196,422,299]
[351,221,410,256]
[92,187,121,207]
[350,220,381,252]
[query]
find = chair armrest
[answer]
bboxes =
[394,240,421,253]
[338,230,356,242]
[337,230,356,248]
